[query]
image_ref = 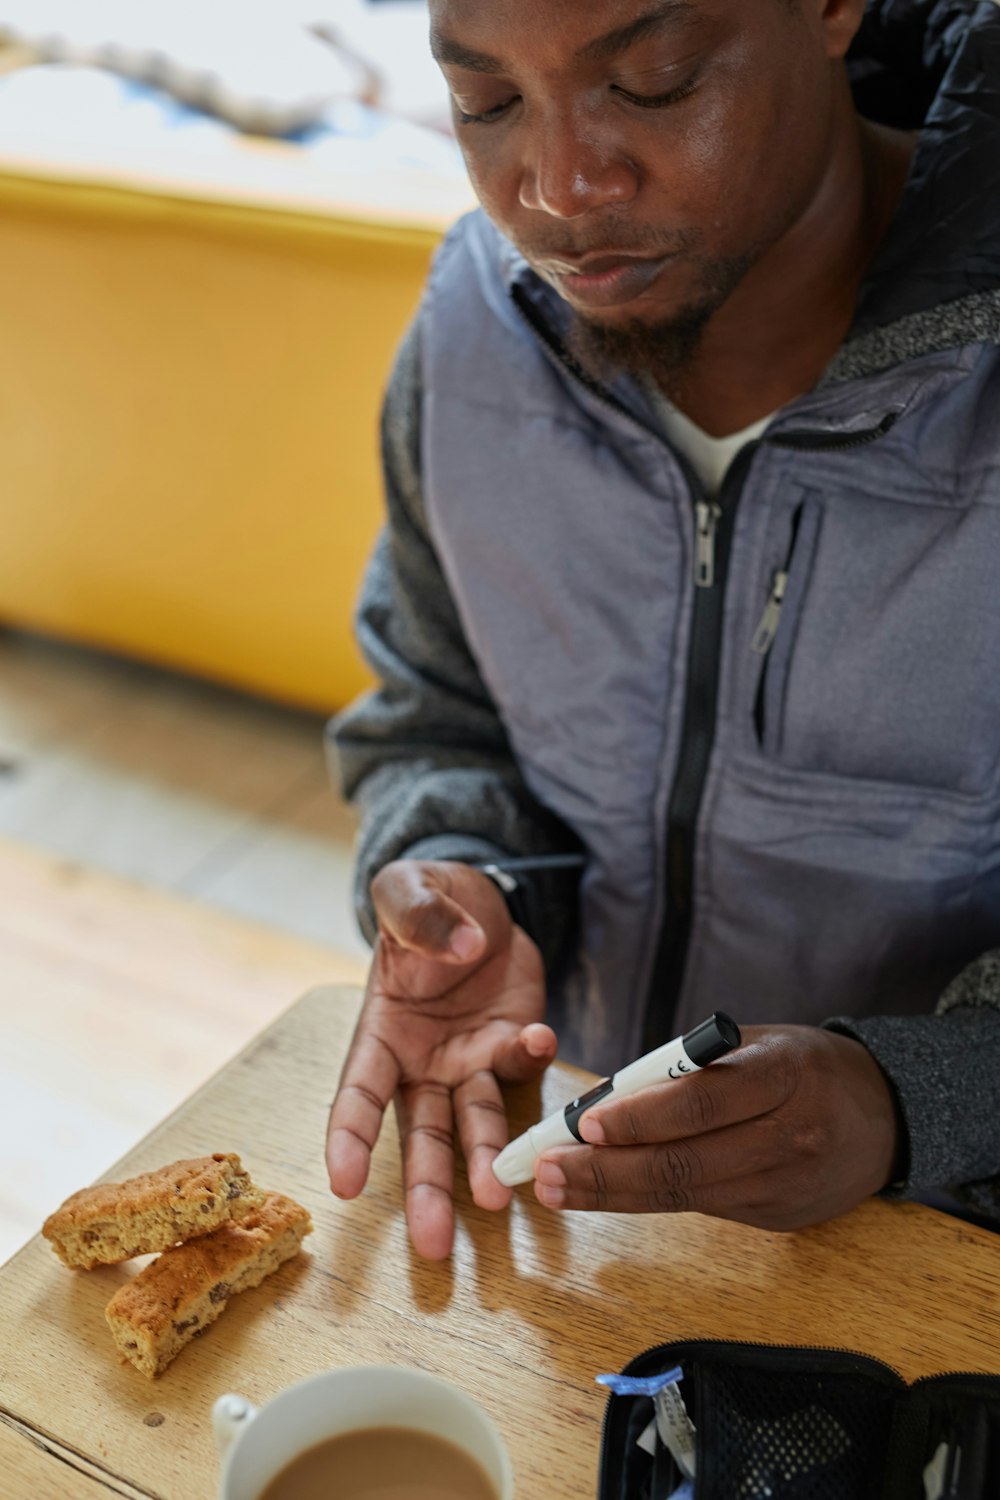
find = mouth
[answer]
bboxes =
[540,251,676,310]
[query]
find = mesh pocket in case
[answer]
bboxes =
[598,1340,1000,1500]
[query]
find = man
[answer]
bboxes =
[325,0,1000,1261]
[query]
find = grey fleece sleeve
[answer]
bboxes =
[327,315,582,967]
[824,951,1000,1218]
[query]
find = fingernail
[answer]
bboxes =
[523,1025,550,1057]
[580,1114,605,1144]
[536,1159,566,1188]
[536,1184,565,1208]
[449,923,483,960]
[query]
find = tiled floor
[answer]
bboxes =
[0,629,370,1265]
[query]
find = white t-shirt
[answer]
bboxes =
[644,383,777,496]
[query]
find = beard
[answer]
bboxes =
[565,248,760,394]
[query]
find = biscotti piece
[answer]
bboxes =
[105,1191,312,1377]
[43,1153,264,1269]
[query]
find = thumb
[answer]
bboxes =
[446,919,487,961]
[374,864,488,962]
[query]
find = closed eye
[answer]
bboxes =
[454,69,699,125]
[613,75,699,108]
[454,96,519,125]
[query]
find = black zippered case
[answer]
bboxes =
[598,1339,1000,1499]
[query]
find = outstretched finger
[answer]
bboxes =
[326,1029,401,1200]
[454,1068,514,1213]
[395,1080,457,1261]
[491,1022,558,1084]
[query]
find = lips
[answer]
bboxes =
[542,252,675,309]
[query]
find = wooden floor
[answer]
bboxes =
[0,630,370,1265]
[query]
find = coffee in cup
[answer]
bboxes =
[213,1364,513,1500]
[258,1424,498,1498]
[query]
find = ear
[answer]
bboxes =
[814,0,867,60]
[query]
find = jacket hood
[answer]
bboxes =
[824,0,1000,383]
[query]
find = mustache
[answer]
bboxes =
[525,224,700,261]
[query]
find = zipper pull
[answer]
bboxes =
[751,569,788,655]
[694,500,721,588]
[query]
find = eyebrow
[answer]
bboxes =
[578,2,697,64]
[430,2,696,74]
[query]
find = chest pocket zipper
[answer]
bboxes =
[750,499,822,749]
[751,569,789,656]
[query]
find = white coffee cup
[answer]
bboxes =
[213,1363,515,1500]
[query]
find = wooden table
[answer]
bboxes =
[2,985,999,1499]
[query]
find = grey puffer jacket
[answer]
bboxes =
[330,0,1000,1216]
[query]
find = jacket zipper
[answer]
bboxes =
[695,500,723,588]
[640,444,758,1053]
[641,417,898,1052]
[510,284,900,1052]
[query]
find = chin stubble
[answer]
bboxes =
[566,248,761,393]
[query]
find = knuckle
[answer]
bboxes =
[649,1144,699,1200]
[588,1152,613,1210]
[771,1036,807,1104]
[406,1123,453,1152]
[676,1078,719,1135]
[341,1080,384,1115]
[650,1181,697,1213]
[792,1119,831,1161]
[604,1104,640,1145]
[466,1094,506,1120]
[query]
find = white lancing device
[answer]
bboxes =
[491,1012,741,1188]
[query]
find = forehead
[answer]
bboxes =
[429,0,710,68]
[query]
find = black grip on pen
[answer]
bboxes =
[564,1078,614,1141]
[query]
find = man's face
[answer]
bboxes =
[431,0,850,371]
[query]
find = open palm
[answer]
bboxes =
[326,861,554,1259]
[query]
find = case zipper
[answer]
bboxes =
[606,1334,907,1380]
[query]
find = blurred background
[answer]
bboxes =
[0,0,474,1262]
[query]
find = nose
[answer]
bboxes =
[518,109,638,219]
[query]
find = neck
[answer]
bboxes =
[661,103,916,437]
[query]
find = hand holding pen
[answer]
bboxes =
[493,1013,742,1186]
[524,1023,903,1230]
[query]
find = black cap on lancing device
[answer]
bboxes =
[682,1011,742,1067]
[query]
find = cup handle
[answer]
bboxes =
[213,1393,259,1458]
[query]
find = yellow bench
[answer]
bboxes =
[0,72,471,711]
